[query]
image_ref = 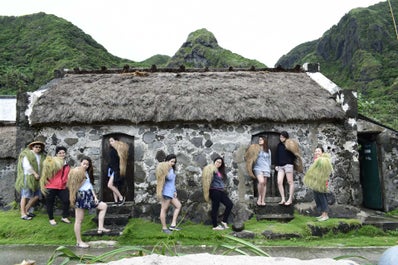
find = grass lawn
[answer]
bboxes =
[1,208,397,248]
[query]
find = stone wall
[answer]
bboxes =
[0,125,17,207]
[19,120,359,221]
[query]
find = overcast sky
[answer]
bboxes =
[2,0,384,66]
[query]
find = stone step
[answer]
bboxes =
[255,202,294,221]
[104,202,133,215]
[363,216,398,231]
[91,213,131,226]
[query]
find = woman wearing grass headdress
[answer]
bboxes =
[15,140,46,220]
[68,156,110,248]
[244,135,271,206]
[275,131,303,206]
[202,156,233,230]
[303,146,333,222]
[156,154,182,234]
[107,136,129,205]
[40,146,71,226]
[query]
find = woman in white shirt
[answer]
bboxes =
[68,156,110,248]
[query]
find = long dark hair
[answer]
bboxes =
[259,135,269,152]
[214,156,226,178]
[80,156,94,185]
[165,154,177,170]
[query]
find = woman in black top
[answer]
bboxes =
[107,137,128,205]
[275,131,296,206]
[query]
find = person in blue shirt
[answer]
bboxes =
[156,154,182,234]
[245,136,272,206]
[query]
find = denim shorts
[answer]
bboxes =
[21,188,40,199]
[254,170,270,177]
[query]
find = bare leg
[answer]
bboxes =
[74,208,85,245]
[263,177,268,205]
[96,202,108,231]
[107,176,123,202]
[285,172,294,204]
[277,170,286,203]
[160,198,171,230]
[256,174,266,205]
[20,197,28,217]
[25,195,39,213]
[170,197,182,227]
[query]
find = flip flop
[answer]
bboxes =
[21,215,32,221]
[284,201,292,206]
[76,242,90,248]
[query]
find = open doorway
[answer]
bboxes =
[358,133,383,210]
[101,133,134,202]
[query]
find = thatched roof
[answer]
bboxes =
[29,70,345,126]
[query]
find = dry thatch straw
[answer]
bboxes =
[30,71,345,126]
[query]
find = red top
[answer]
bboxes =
[45,165,70,189]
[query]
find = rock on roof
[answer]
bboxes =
[29,70,345,126]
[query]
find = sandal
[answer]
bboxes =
[76,242,90,248]
[118,197,126,206]
[97,228,111,235]
[284,201,292,206]
[278,200,286,205]
[61,218,71,224]
[21,215,32,221]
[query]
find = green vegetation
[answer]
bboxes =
[1,2,398,129]
[276,0,398,130]
[166,28,266,69]
[1,208,397,248]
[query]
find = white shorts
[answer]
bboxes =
[277,164,294,173]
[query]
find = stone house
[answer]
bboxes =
[2,67,397,222]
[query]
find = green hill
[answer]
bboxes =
[0,12,136,94]
[166,28,266,68]
[0,14,264,95]
[276,0,398,130]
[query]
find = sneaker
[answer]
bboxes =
[162,229,172,234]
[169,226,181,231]
[212,225,224,231]
[318,216,329,222]
[221,221,229,229]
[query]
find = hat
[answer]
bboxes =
[28,141,45,150]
